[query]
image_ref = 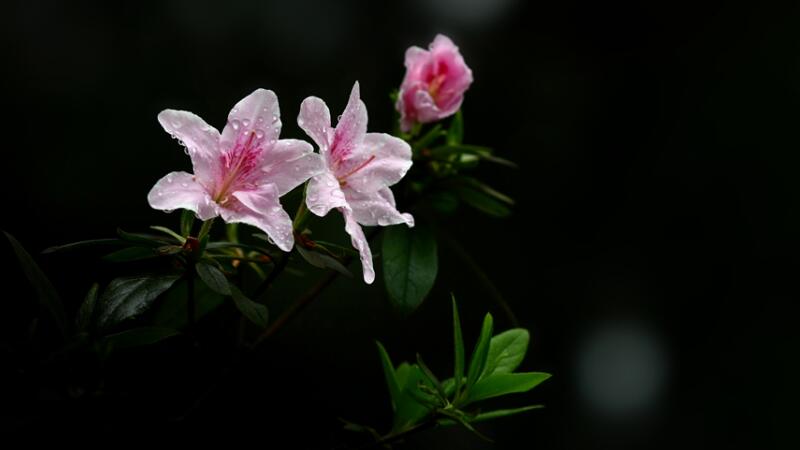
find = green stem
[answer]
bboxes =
[292,195,312,232]
[187,268,195,330]
[197,218,215,240]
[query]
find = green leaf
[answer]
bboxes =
[412,124,445,151]
[195,262,231,295]
[101,326,180,352]
[392,363,434,432]
[430,144,517,168]
[180,210,195,237]
[296,245,352,277]
[42,238,124,254]
[452,297,465,398]
[465,372,551,404]
[447,110,463,144]
[382,224,438,315]
[150,226,186,243]
[376,341,401,412]
[117,228,173,246]
[75,283,99,332]
[102,246,159,262]
[97,275,181,329]
[483,329,529,377]
[4,231,68,335]
[229,284,268,328]
[468,405,544,423]
[465,313,494,393]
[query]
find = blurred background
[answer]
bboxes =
[2,0,799,448]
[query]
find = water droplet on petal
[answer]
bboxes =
[257,116,264,124]
[298,118,305,127]
[255,129,265,139]
[157,191,163,196]
[232,107,239,114]
[166,175,173,183]
[271,206,281,212]
[271,114,278,123]
[242,119,251,127]
[231,119,241,130]
[181,182,188,188]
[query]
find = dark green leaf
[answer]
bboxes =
[180,210,195,237]
[150,226,185,243]
[483,329,529,377]
[75,283,99,332]
[454,186,512,218]
[151,278,224,329]
[465,372,551,404]
[424,191,459,215]
[447,110,463,144]
[4,231,68,335]
[195,262,231,295]
[42,238,123,254]
[465,313,494,393]
[382,224,438,315]
[101,326,180,351]
[117,228,173,246]
[452,297,465,398]
[376,341,401,412]
[205,241,273,257]
[416,353,446,399]
[229,284,268,328]
[296,245,352,277]
[102,246,159,262]
[97,275,181,329]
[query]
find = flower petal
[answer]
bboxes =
[305,170,348,217]
[258,139,324,196]
[220,88,282,153]
[220,185,294,252]
[331,81,368,162]
[147,171,218,220]
[342,207,375,284]
[342,133,412,193]
[298,96,332,153]
[157,110,221,182]
[346,187,414,227]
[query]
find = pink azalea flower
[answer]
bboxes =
[148,89,323,252]
[396,34,474,133]
[298,82,414,283]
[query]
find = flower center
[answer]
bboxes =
[337,155,375,187]
[214,130,261,204]
[428,73,446,99]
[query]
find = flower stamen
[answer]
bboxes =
[337,155,375,186]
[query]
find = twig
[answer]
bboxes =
[253,250,291,299]
[440,233,518,327]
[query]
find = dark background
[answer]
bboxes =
[2,0,799,448]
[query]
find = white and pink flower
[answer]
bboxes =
[396,34,474,132]
[148,89,323,252]
[298,82,414,283]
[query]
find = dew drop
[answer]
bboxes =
[271,114,278,123]
[166,175,173,183]
[242,119,251,127]
[157,191,163,197]
[232,107,239,114]
[183,147,190,155]
[255,129,265,139]
[271,206,281,212]
[231,119,241,130]
[257,116,264,124]
[298,118,305,127]
[181,182,188,188]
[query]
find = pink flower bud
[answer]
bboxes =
[396,34,474,132]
